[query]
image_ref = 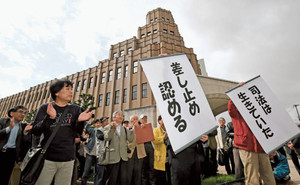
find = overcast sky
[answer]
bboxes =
[0,0,299,122]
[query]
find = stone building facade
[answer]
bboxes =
[0,8,236,124]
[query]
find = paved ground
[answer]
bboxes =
[218,159,300,184]
[79,159,300,185]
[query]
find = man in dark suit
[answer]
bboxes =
[0,105,32,185]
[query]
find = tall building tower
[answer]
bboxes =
[0,8,204,123]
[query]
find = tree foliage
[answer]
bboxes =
[24,109,37,123]
[72,93,96,112]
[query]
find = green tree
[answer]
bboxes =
[72,93,96,112]
[24,109,37,123]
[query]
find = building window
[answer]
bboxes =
[117,67,122,79]
[94,76,97,87]
[167,18,170,22]
[127,47,132,54]
[108,70,113,82]
[105,92,111,106]
[133,61,138,74]
[147,31,151,36]
[170,31,174,35]
[153,29,158,34]
[141,34,145,38]
[89,77,93,88]
[101,72,106,84]
[162,17,165,21]
[76,81,81,92]
[132,85,137,100]
[150,19,153,23]
[125,65,128,77]
[98,94,103,107]
[155,17,158,22]
[120,50,124,56]
[82,79,86,90]
[123,88,127,103]
[115,90,120,104]
[163,29,168,34]
[142,83,147,98]
[113,52,117,58]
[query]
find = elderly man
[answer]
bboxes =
[127,115,146,185]
[0,105,32,185]
[139,114,156,185]
[104,111,134,185]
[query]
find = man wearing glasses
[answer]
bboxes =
[0,105,32,185]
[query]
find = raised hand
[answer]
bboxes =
[200,135,208,142]
[111,121,117,130]
[24,122,32,133]
[47,103,57,119]
[78,109,93,122]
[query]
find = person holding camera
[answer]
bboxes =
[81,117,107,185]
[104,111,134,185]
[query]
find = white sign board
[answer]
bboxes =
[226,76,300,154]
[140,53,218,154]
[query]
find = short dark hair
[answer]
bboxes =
[50,79,73,100]
[8,105,27,117]
[158,115,162,121]
[122,120,129,125]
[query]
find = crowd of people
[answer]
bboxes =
[0,79,300,185]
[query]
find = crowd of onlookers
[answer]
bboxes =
[1,79,300,185]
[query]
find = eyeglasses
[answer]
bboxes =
[16,111,27,114]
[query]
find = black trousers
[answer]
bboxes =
[142,142,156,185]
[0,148,16,185]
[127,149,143,185]
[105,159,128,185]
[169,145,202,185]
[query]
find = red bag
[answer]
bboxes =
[135,123,154,144]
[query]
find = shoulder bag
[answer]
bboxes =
[20,104,69,185]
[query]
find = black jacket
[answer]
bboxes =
[0,118,31,161]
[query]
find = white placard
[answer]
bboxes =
[139,53,218,154]
[226,76,300,154]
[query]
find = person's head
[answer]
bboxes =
[50,79,73,102]
[112,111,123,124]
[130,115,138,125]
[218,117,226,128]
[9,105,27,122]
[139,114,147,124]
[269,151,277,159]
[158,115,165,130]
[122,120,129,128]
[100,116,109,127]
[94,119,101,128]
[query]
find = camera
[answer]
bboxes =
[127,148,131,154]
[80,135,87,142]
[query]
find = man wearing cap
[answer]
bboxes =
[138,114,156,185]
[81,117,107,185]
[0,105,32,185]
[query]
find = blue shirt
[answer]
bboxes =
[3,121,20,149]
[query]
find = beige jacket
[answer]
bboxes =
[128,134,146,159]
[104,124,134,164]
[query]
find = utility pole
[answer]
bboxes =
[294,104,300,121]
